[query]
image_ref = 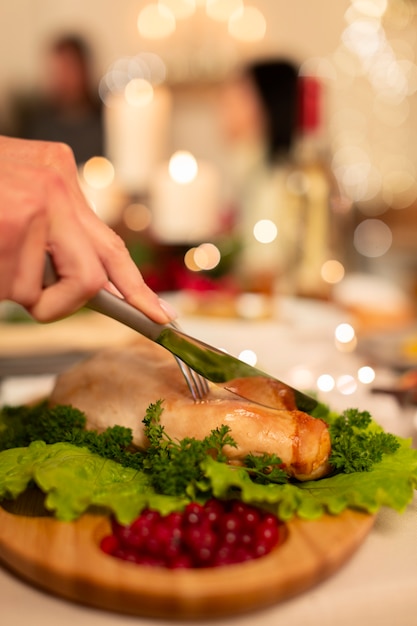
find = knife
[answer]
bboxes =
[43,254,317,413]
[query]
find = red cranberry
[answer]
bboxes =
[100,499,282,569]
[100,534,119,555]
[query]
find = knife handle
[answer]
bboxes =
[43,252,165,342]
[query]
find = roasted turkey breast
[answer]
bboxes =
[49,337,331,481]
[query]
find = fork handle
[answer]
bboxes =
[43,253,165,342]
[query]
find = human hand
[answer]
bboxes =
[0,136,176,324]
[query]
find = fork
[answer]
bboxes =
[91,297,211,401]
[171,344,210,401]
[43,255,210,402]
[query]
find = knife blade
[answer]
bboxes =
[154,325,317,413]
[43,254,317,413]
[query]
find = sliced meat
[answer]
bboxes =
[49,338,331,481]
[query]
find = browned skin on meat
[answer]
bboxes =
[49,338,331,481]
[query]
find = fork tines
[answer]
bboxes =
[174,356,209,401]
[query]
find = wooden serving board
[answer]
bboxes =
[0,498,375,620]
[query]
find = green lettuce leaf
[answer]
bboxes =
[1,434,416,524]
[0,441,188,523]
[200,437,417,521]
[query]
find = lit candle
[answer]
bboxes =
[104,84,172,195]
[150,151,221,243]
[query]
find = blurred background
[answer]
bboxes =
[1,0,417,322]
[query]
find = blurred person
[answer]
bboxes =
[219,60,298,163]
[11,34,103,164]
[218,59,334,298]
[0,135,176,324]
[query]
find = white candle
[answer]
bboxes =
[104,85,172,195]
[150,156,221,243]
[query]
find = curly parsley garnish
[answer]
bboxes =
[244,453,288,484]
[326,407,400,473]
[0,401,143,469]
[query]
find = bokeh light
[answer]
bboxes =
[334,323,357,353]
[206,0,243,21]
[337,374,358,395]
[137,3,176,39]
[357,365,376,384]
[193,243,221,270]
[332,0,417,217]
[228,6,266,42]
[288,366,315,390]
[321,259,345,284]
[341,19,385,60]
[82,157,115,189]
[238,349,258,367]
[253,219,278,244]
[168,151,198,184]
[99,53,166,103]
[335,323,356,343]
[184,247,200,271]
[353,219,392,257]
[184,243,221,271]
[124,79,154,106]
[159,0,195,20]
[123,203,152,232]
[317,374,335,392]
[350,0,388,19]
[235,293,272,320]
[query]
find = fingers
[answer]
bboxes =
[0,136,178,324]
[18,139,178,322]
[64,173,178,324]
[0,153,107,322]
[0,212,47,309]
[29,175,109,322]
[94,229,177,324]
[0,162,48,308]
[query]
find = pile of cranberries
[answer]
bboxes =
[100,499,282,569]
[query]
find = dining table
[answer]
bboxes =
[0,293,416,626]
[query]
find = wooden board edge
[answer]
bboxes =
[0,506,376,619]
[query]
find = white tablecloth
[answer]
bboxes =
[1,297,416,625]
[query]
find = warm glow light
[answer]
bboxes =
[124,79,154,107]
[337,374,358,395]
[321,259,345,284]
[235,293,272,319]
[184,247,200,271]
[99,53,166,101]
[228,6,266,42]
[341,19,384,60]
[335,323,356,344]
[168,151,198,184]
[238,349,258,367]
[358,365,376,384]
[193,243,221,270]
[288,366,315,390]
[350,0,388,18]
[82,157,114,189]
[353,219,392,257]
[317,374,335,392]
[253,219,278,244]
[382,169,417,209]
[206,0,243,21]
[159,0,195,20]
[123,203,152,231]
[334,323,357,353]
[137,3,176,39]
